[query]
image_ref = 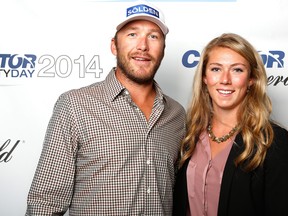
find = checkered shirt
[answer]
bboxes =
[26,68,186,216]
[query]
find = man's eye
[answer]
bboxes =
[149,35,158,39]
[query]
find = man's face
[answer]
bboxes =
[111,20,165,85]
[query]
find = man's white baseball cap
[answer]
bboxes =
[116,0,169,35]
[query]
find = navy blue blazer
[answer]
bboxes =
[173,124,288,216]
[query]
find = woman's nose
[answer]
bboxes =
[220,71,231,84]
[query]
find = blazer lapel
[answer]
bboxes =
[173,159,190,216]
[217,134,244,216]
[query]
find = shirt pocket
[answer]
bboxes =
[186,160,196,198]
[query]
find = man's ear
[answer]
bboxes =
[111,38,117,56]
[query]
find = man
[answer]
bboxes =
[26,0,186,215]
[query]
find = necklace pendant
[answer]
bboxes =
[214,137,223,143]
[207,123,238,144]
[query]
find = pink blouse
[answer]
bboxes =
[186,131,235,216]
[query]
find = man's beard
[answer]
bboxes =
[116,53,163,85]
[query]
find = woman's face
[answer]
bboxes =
[203,47,253,113]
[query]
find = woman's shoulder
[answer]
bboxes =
[266,121,288,159]
[271,121,288,137]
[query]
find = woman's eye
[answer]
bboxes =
[234,68,244,72]
[211,67,220,72]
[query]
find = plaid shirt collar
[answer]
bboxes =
[105,67,165,104]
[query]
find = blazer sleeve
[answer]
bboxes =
[264,125,288,215]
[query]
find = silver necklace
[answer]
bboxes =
[207,124,238,144]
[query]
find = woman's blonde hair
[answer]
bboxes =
[179,33,274,171]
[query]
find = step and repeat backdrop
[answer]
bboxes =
[1,0,287,214]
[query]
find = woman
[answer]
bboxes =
[173,33,288,216]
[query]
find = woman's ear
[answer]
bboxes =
[248,77,254,87]
[203,75,207,84]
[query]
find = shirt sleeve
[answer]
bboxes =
[26,92,79,215]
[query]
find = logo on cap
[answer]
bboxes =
[126,4,160,19]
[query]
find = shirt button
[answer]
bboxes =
[147,188,150,194]
[146,160,150,165]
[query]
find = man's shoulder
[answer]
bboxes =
[58,80,106,102]
[164,94,184,108]
[163,94,186,114]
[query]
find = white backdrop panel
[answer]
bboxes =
[0,0,287,215]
